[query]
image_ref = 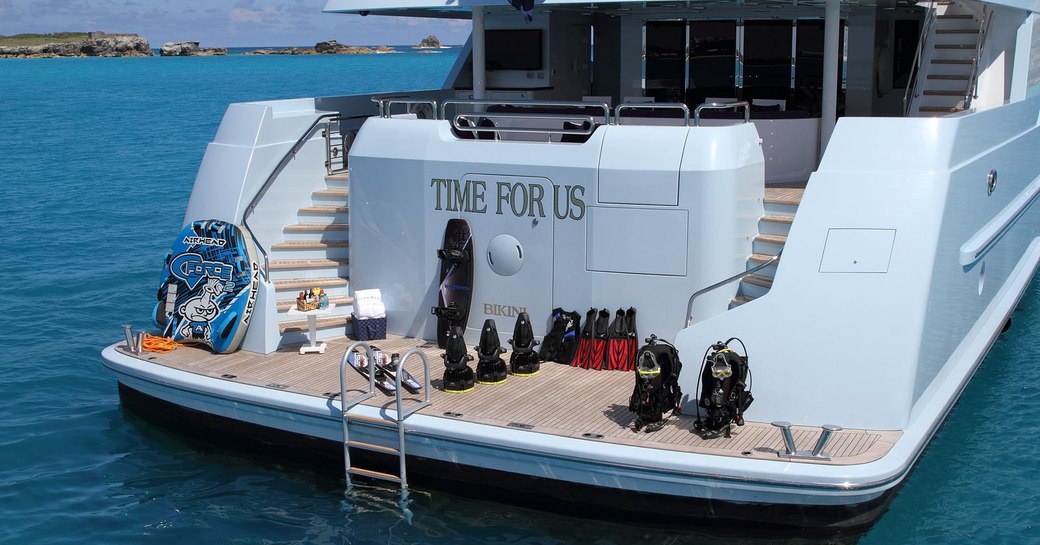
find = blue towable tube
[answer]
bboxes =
[154,219,260,353]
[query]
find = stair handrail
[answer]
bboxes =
[903,3,938,117]
[242,112,342,280]
[339,341,378,488]
[963,5,992,110]
[393,349,431,491]
[684,249,783,328]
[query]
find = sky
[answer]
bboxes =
[0,0,472,47]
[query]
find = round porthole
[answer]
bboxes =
[487,234,524,276]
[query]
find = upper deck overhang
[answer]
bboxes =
[324,0,1038,17]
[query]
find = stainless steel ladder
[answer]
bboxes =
[338,341,431,491]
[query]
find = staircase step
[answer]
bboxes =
[936,28,980,34]
[931,58,974,65]
[754,233,788,246]
[325,172,349,182]
[731,294,756,307]
[749,253,780,265]
[270,258,350,271]
[299,205,349,215]
[742,274,774,289]
[347,467,401,483]
[271,240,350,250]
[313,188,349,199]
[763,188,804,206]
[760,214,794,225]
[927,74,970,80]
[935,43,977,49]
[274,276,348,291]
[279,315,351,334]
[923,89,967,96]
[347,440,401,456]
[276,295,353,312]
[937,14,975,19]
[284,223,349,233]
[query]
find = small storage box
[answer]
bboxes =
[352,313,386,341]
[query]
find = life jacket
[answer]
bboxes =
[628,335,683,432]
[694,338,753,439]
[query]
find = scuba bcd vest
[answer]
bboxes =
[694,338,753,439]
[539,308,580,364]
[627,335,683,432]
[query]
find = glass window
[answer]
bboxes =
[645,21,686,103]
[688,20,737,106]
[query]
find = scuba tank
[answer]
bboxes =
[442,326,475,393]
[627,335,683,432]
[475,319,508,384]
[508,311,540,376]
[694,338,753,439]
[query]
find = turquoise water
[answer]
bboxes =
[1,52,1038,544]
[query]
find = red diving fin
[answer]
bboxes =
[606,308,627,370]
[589,308,611,370]
[573,308,597,368]
[624,307,638,371]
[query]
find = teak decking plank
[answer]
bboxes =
[122,334,899,466]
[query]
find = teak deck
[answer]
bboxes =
[127,332,900,466]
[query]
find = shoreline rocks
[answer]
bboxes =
[0,34,151,58]
[160,41,227,56]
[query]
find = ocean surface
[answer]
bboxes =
[1,50,1038,545]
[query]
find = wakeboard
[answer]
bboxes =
[432,218,474,348]
[154,219,259,354]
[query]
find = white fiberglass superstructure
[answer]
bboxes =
[102,0,1040,530]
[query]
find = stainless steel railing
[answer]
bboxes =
[903,4,938,117]
[615,102,690,125]
[693,101,750,126]
[242,113,342,280]
[684,249,782,327]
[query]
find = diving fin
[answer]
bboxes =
[624,307,638,371]
[573,308,597,368]
[606,308,627,371]
[509,311,541,376]
[589,308,611,370]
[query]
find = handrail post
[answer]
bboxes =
[393,348,431,491]
[903,4,936,116]
[339,341,376,488]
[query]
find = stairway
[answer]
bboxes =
[270,172,353,343]
[913,1,986,115]
[731,187,802,307]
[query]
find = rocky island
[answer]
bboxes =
[246,40,396,55]
[0,31,151,58]
[417,35,442,48]
[160,41,227,56]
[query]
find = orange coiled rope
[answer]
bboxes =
[141,334,183,353]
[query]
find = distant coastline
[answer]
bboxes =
[0,32,454,59]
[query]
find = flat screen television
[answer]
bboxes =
[485,29,543,71]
